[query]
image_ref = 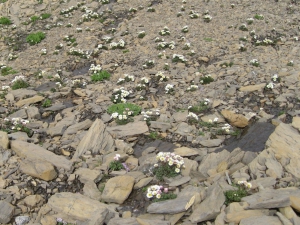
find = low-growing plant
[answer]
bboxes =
[153,193,177,202]
[11,80,29,90]
[146,185,177,202]
[109,154,124,171]
[220,62,234,67]
[189,99,210,114]
[149,131,162,140]
[224,181,251,205]
[42,99,52,108]
[153,152,185,181]
[254,14,264,20]
[2,118,32,137]
[91,70,111,82]
[26,32,46,45]
[200,75,214,84]
[0,16,11,25]
[1,67,17,76]
[107,103,141,116]
[40,13,51,20]
[30,15,39,23]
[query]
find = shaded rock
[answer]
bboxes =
[217,122,275,152]
[239,215,282,225]
[11,140,72,170]
[290,195,300,213]
[47,192,108,224]
[150,121,172,132]
[168,176,191,187]
[73,119,115,159]
[101,175,135,204]
[0,200,15,224]
[0,131,9,149]
[221,110,249,128]
[9,109,27,119]
[279,206,300,225]
[20,159,57,181]
[0,149,11,166]
[189,183,225,223]
[107,121,149,138]
[15,95,44,107]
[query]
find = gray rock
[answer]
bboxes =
[0,200,15,224]
[239,216,282,225]
[108,217,139,225]
[64,119,92,135]
[175,122,195,136]
[20,159,57,181]
[199,139,223,147]
[150,121,172,132]
[83,182,102,201]
[9,109,27,119]
[168,176,191,187]
[189,183,225,223]
[15,216,30,225]
[11,140,72,170]
[11,89,37,99]
[172,111,188,122]
[74,167,102,183]
[0,149,11,166]
[101,175,135,204]
[107,121,149,138]
[73,119,115,159]
[241,188,300,209]
[89,103,103,113]
[47,192,109,225]
[26,106,40,119]
[44,103,66,111]
[0,131,9,149]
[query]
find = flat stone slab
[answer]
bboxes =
[107,121,149,138]
[11,140,72,170]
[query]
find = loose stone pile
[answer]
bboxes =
[0,0,300,224]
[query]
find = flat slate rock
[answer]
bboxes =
[217,122,275,152]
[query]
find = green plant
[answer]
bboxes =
[153,193,177,202]
[153,163,180,181]
[204,37,213,42]
[26,32,46,45]
[0,16,11,25]
[109,160,124,171]
[42,99,52,108]
[107,103,141,116]
[11,80,29,90]
[200,75,214,84]
[220,62,234,67]
[40,13,51,20]
[91,70,111,82]
[224,185,248,205]
[30,15,39,23]
[254,14,264,20]
[189,102,209,114]
[1,67,17,76]
[0,0,8,3]
[149,131,162,140]
[122,49,129,53]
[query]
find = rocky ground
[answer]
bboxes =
[0,0,300,224]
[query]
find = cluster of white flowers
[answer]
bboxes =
[246,18,254,24]
[294,37,298,41]
[72,79,86,87]
[12,24,17,29]
[187,84,198,91]
[41,48,47,55]
[165,84,174,94]
[203,98,210,105]
[89,64,102,74]
[81,9,99,22]
[221,123,232,133]
[187,112,199,121]
[141,77,149,84]
[2,86,10,90]
[182,25,189,33]
[101,0,109,4]
[141,109,160,121]
[11,76,26,83]
[172,54,187,63]
[124,74,135,82]
[137,31,146,38]
[4,117,29,130]
[66,22,73,27]
[155,152,185,173]
[157,41,175,50]
[102,36,113,43]
[237,180,252,189]
[129,7,137,12]
[111,108,133,121]
[183,42,191,50]
[250,59,259,65]
[76,27,83,32]
[110,39,125,49]
[159,26,170,36]
[112,87,132,103]
[68,48,90,58]
[272,74,279,82]
[266,82,274,89]
[208,117,219,123]
[189,10,199,18]
[155,71,169,81]
[146,185,165,199]
[239,44,246,51]
[8,53,17,61]
[203,14,212,22]
[239,24,248,30]
[60,2,83,15]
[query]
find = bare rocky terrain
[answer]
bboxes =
[0,0,300,224]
